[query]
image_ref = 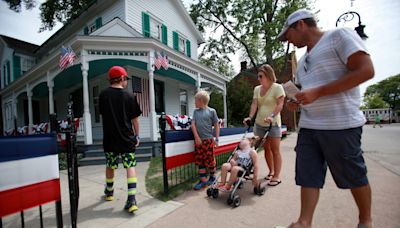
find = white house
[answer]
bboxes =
[0,0,229,144]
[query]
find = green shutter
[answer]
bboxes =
[142,12,150,37]
[95,17,102,29]
[173,31,179,51]
[84,26,89,35]
[13,55,21,80]
[186,40,191,57]
[161,24,168,45]
[6,61,11,85]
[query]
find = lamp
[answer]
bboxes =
[336,11,368,39]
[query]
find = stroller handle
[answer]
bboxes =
[245,119,252,132]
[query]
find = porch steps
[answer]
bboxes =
[76,141,160,166]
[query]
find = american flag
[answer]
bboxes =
[160,51,169,70]
[59,46,76,70]
[154,52,162,70]
[132,76,150,117]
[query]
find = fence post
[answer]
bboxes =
[65,100,79,228]
[159,112,169,193]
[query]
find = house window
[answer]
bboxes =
[180,89,188,115]
[179,36,186,54]
[84,17,102,35]
[142,12,168,45]
[89,23,97,33]
[93,86,100,123]
[150,18,162,40]
[21,58,35,74]
[173,31,190,56]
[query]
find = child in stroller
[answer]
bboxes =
[207,135,266,207]
[218,137,259,191]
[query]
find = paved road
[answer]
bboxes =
[362,123,400,176]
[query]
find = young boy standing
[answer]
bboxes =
[191,90,220,190]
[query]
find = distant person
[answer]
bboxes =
[191,90,220,190]
[373,115,382,128]
[99,66,142,213]
[278,9,374,228]
[243,64,285,186]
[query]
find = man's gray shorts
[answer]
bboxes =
[254,123,282,138]
[295,127,369,189]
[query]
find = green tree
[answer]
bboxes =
[227,78,254,126]
[208,89,224,119]
[361,93,389,109]
[364,74,400,110]
[2,0,94,31]
[189,0,314,70]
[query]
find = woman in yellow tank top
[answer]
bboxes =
[243,64,285,186]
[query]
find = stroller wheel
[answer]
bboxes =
[206,188,212,197]
[233,195,241,207]
[258,186,266,195]
[212,188,219,198]
[227,197,233,205]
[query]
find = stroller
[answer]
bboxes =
[206,121,271,207]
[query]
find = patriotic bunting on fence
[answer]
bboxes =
[59,46,76,70]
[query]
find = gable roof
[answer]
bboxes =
[91,17,142,37]
[0,35,39,55]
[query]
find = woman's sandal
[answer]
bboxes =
[264,174,274,180]
[267,179,282,186]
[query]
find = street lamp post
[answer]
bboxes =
[336,11,368,39]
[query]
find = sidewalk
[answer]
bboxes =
[2,133,400,227]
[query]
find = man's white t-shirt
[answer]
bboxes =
[296,27,368,130]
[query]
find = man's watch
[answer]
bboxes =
[136,135,140,140]
[270,113,275,118]
[215,138,219,142]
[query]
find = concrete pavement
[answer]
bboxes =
[2,132,400,227]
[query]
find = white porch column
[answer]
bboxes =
[148,51,157,140]
[81,57,93,144]
[26,84,33,134]
[47,72,55,114]
[196,72,201,91]
[223,83,228,127]
[12,92,17,123]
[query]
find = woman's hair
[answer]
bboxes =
[195,90,210,105]
[258,64,277,82]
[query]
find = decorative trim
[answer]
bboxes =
[168,60,196,75]
[87,50,148,56]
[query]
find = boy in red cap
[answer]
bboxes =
[99,66,142,213]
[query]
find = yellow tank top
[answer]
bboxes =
[253,83,285,127]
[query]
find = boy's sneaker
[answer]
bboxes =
[206,176,216,186]
[193,181,207,190]
[124,199,139,213]
[104,188,114,201]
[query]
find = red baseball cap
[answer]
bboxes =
[108,66,129,80]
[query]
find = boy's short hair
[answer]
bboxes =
[195,90,210,105]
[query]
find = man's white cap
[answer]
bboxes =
[277,9,315,42]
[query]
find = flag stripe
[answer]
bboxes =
[0,179,61,217]
[132,78,150,117]
[0,154,59,192]
[165,133,252,158]
[0,134,57,163]
[165,143,239,170]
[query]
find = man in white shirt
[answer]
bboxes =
[279,9,374,228]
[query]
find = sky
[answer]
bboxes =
[0,0,399,96]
